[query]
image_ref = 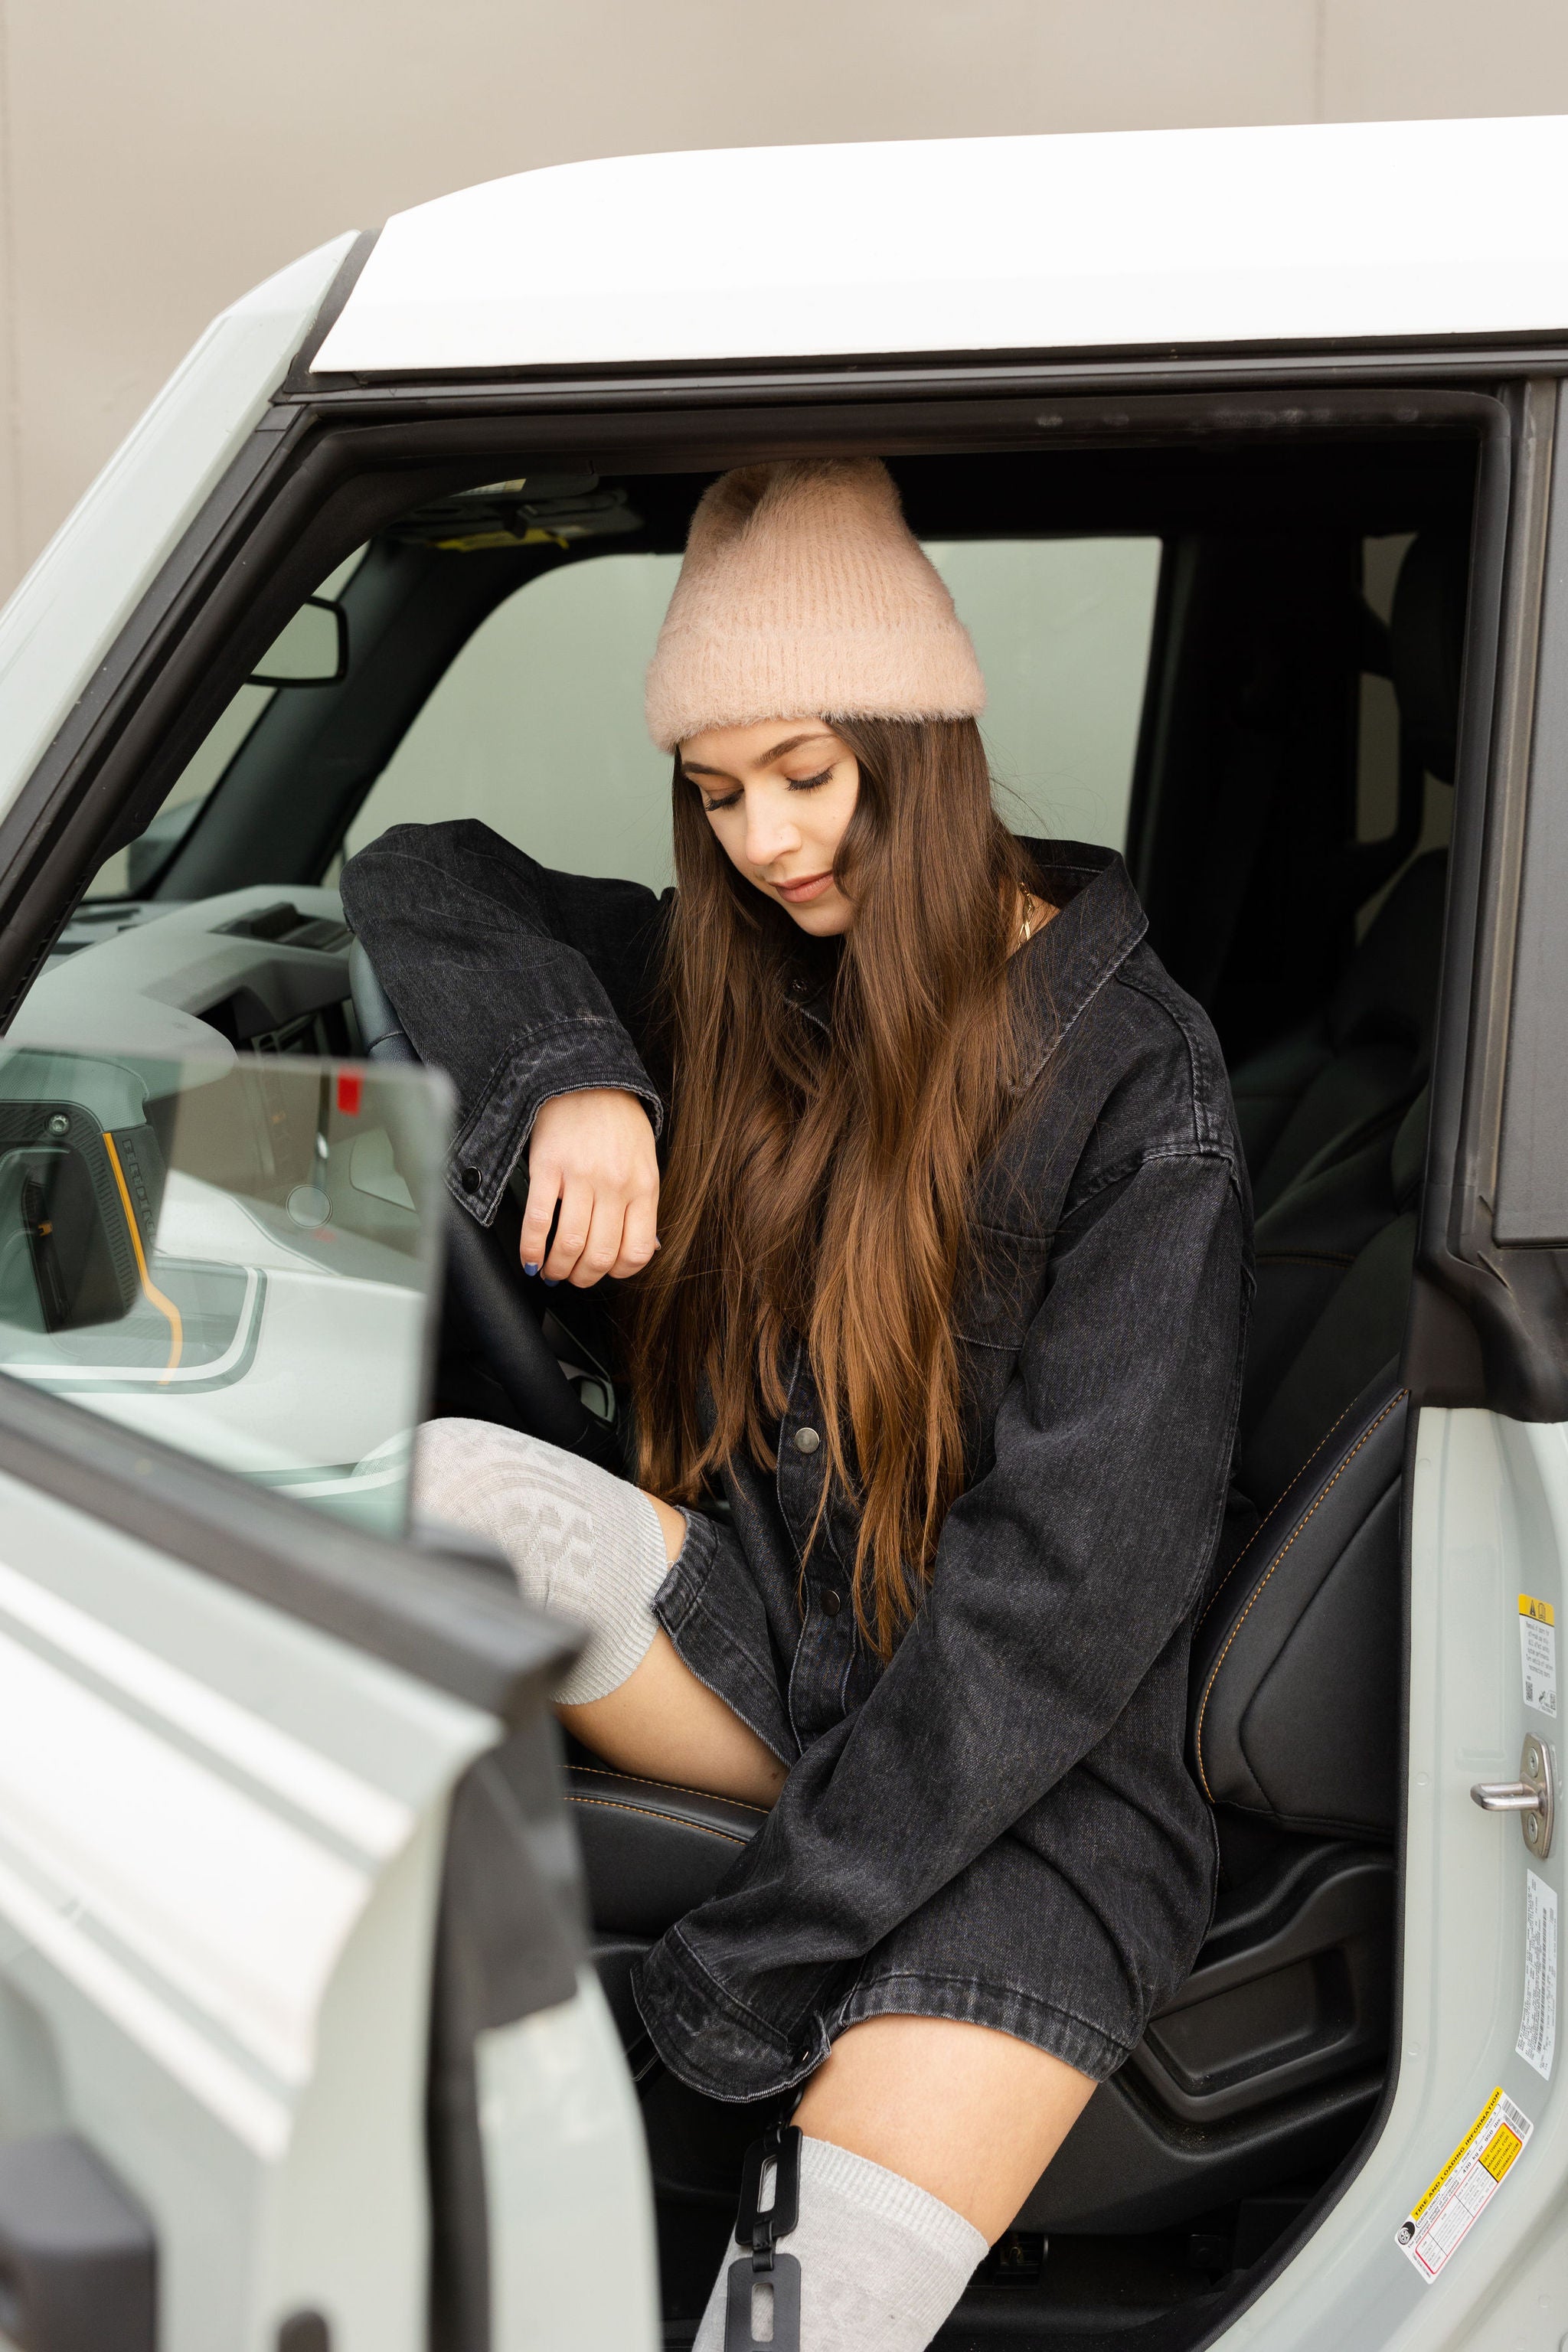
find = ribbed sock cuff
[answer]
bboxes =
[692,2131,987,2351]
[553,1482,671,1704]
[800,2135,988,2335]
[801,2133,988,2274]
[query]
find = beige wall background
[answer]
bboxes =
[2,0,1567,600]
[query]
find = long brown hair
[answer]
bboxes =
[631,715,1036,1657]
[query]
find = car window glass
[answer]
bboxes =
[87,550,367,900]
[345,550,683,887]
[0,1039,447,1535]
[342,537,1163,888]
[926,537,1161,850]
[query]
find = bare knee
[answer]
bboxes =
[559,1627,788,1808]
[792,2014,1095,2243]
[643,1491,689,1566]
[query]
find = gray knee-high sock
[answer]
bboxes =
[413,1417,675,1704]
[692,2135,987,2352]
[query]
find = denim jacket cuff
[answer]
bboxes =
[632,1928,833,2103]
[446,1017,665,1227]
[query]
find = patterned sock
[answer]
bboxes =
[412,1418,675,1703]
[692,2135,987,2352]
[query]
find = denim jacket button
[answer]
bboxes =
[793,1426,821,1455]
[821,1589,841,1617]
[460,1166,480,1194]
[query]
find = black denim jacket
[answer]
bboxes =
[343,823,1253,2098]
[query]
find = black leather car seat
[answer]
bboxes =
[1191,1361,1406,1841]
[1241,1083,1426,1512]
[1185,1081,1426,1849]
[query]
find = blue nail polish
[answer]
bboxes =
[541,1276,560,1287]
[523,1262,540,1276]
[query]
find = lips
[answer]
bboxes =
[774,871,835,905]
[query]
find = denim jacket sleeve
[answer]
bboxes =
[340,819,671,1225]
[640,1143,1250,2079]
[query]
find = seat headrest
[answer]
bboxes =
[1330,848,1448,1050]
[1389,533,1469,787]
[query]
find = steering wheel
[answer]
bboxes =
[349,940,620,1468]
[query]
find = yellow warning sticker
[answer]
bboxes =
[1519,1596,1558,1719]
[1478,2120,1522,2182]
[1396,2089,1534,2282]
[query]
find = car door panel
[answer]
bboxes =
[0,1398,655,2350]
[0,1455,486,2350]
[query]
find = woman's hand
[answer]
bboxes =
[520,1088,659,1285]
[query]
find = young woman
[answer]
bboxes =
[342,459,1252,2352]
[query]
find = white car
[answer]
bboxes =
[0,110,1563,2352]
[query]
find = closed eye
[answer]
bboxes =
[698,766,833,814]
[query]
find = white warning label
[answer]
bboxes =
[1396,2088,1532,2282]
[1517,1870,1558,2081]
[1519,1594,1557,1718]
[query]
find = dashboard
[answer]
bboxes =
[23,884,359,1067]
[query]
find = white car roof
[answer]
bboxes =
[315,115,1568,377]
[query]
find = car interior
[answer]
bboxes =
[15,427,1477,2347]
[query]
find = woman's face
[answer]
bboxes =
[679,718,860,936]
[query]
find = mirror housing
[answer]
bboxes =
[0,1057,164,1335]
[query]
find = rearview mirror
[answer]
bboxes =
[248,595,348,687]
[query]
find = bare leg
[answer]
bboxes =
[557,1491,788,1808]
[792,2014,1096,2242]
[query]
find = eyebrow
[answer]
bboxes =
[681,732,836,782]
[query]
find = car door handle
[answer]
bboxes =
[1472,1736,1555,1859]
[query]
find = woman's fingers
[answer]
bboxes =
[612,1189,659,1279]
[518,1088,661,1288]
[542,1173,596,1284]
[519,1158,564,1274]
[562,1187,626,1288]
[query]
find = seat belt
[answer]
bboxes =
[725,2122,803,2351]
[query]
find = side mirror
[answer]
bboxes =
[0,1059,165,1337]
[248,595,349,688]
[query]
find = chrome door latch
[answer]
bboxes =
[1472,1736,1556,1860]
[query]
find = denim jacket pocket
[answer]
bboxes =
[954,1222,1053,1353]
[953,1223,1052,1460]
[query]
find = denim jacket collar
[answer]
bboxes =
[1010,840,1150,1086]
[784,838,1148,1047]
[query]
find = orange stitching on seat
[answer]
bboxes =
[1193,1390,1408,1803]
[565,1794,752,1844]
[1194,1390,1365,1638]
[567,1764,769,1815]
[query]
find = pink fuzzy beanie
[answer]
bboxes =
[644,458,986,751]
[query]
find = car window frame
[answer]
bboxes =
[0,382,1517,1403]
